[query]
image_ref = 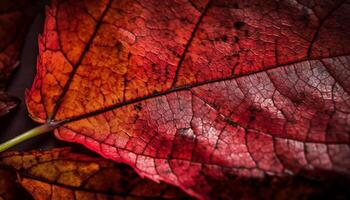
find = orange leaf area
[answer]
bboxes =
[0,148,191,200]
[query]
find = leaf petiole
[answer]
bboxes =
[0,123,57,153]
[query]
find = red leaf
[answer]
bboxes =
[26,0,350,198]
[1,149,348,200]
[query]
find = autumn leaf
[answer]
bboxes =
[0,148,191,200]
[0,149,348,200]
[0,0,349,199]
[0,0,41,117]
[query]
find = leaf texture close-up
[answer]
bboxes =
[0,0,349,199]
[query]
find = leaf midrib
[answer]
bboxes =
[57,54,349,126]
[46,0,350,126]
[49,0,114,120]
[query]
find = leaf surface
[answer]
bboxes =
[1,149,349,200]
[0,148,191,200]
[26,0,350,198]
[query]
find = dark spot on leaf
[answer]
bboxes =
[180,17,187,22]
[291,92,306,105]
[234,21,245,30]
[249,115,256,122]
[222,35,228,42]
[116,41,123,51]
[151,63,156,71]
[300,8,310,26]
[248,107,261,113]
[248,107,261,122]
[134,104,142,111]
[234,36,239,43]
[225,118,238,127]
[115,8,123,13]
